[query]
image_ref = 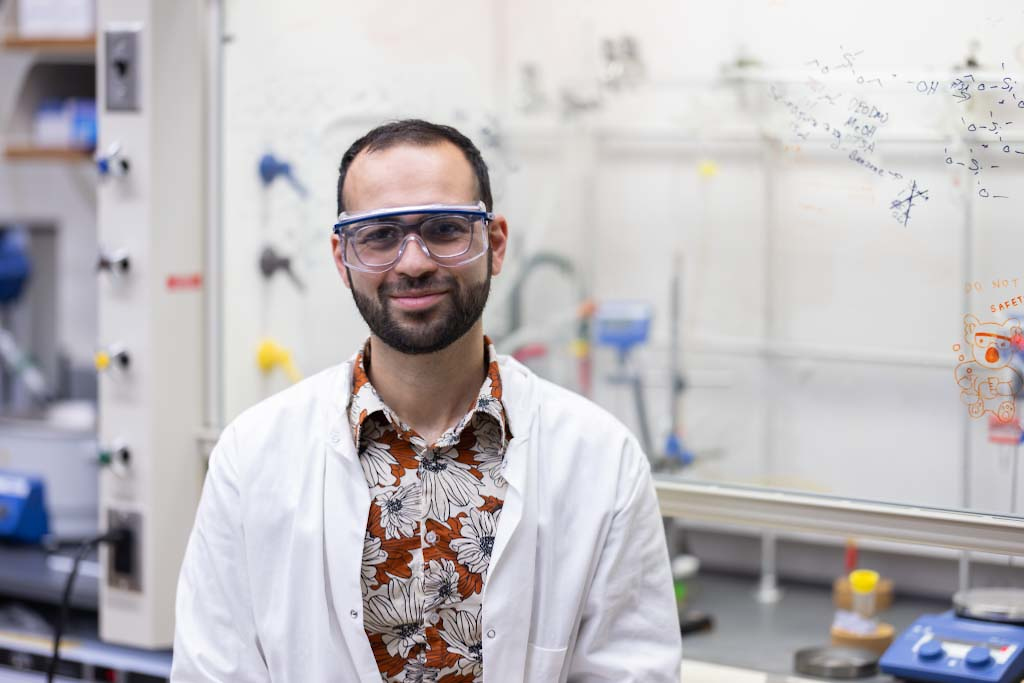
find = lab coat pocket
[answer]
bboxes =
[524,643,568,683]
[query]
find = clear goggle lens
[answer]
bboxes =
[339,210,490,272]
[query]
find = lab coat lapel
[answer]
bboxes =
[483,357,540,682]
[321,362,379,681]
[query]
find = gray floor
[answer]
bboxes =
[681,572,950,681]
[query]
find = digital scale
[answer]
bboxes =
[880,589,1024,683]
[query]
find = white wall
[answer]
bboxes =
[220,0,1024,516]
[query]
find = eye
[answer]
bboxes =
[423,217,472,242]
[355,224,402,247]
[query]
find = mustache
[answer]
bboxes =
[378,274,457,297]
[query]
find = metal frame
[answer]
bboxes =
[655,479,1024,556]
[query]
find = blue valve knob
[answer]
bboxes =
[258,152,307,197]
[95,142,129,177]
[918,640,944,661]
[965,646,992,668]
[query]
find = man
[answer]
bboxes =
[172,120,681,682]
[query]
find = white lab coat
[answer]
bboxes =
[172,354,682,682]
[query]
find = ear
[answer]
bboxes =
[488,214,509,277]
[964,314,980,342]
[331,233,351,289]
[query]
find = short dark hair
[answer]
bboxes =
[336,119,493,215]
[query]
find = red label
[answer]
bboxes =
[166,273,203,290]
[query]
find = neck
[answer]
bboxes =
[365,322,486,444]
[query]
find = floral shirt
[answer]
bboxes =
[348,337,511,683]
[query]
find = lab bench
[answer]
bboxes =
[680,571,951,682]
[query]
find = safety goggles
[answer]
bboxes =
[333,202,494,273]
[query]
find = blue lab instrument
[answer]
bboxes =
[0,228,31,305]
[594,301,655,454]
[880,603,1024,683]
[594,301,652,359]
[0,470,49,543]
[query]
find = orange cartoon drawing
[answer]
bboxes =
[955,315,1024,422]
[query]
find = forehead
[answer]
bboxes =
[343,141,478,213]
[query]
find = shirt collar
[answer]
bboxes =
[347,336,510,452]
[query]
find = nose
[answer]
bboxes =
[392,234,437,279]
[986,347,1000,363]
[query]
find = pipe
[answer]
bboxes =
[204,0,224,431]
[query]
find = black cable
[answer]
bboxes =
[46,529,126,683]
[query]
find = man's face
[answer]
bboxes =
[332,142,508,354]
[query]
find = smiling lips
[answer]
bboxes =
[390,290,447,311]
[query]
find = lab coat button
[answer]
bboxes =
[486,629,496,639]
[349,609,359,619]
[330,431,340,444]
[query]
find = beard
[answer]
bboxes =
[349,256,492,355]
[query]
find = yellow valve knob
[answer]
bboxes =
[256,339,302,384]
[94,351,111,371]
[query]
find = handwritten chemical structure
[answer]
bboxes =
[949,70,1022,107]
[773,47,925,226]
[805,46,885,88]
[944,63,1024,199]
[890,180,929,226]
[774,48,1023,224]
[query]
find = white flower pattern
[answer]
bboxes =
[375,484,421,539]
[349,337,509,683]
[363,578,427,658]
[423,559,461,610]
[451,509,499,574]
[472,419,507,487]
[400,659,437,683]
[362,533,387,594]
[438,608,484,677]
[420,451,484,520]
[361,439,399,487]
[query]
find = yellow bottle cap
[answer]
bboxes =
[94,351,110,371]
[849,569,880,594]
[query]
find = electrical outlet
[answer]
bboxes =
[105,29,140,112]
[106,509,142,591]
